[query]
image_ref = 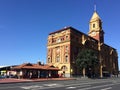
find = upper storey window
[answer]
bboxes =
[52,38,56,43]
[48,57,51,63]
[57,38,61,43]
[65,55,68,62]
[66,36,68,39]
[66,46,68,50]
[56,47,60,54]
[56,56,60,62]
[61,37,64,41]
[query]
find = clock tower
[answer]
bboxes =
[88,10,104,43]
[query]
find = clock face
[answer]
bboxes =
[91,32,96,36]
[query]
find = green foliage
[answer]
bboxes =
[76,49,99,70]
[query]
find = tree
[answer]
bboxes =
[76,49,99,78]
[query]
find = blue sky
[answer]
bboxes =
[0,0,120,69]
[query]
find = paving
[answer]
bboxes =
[1,77,120,90]
[0,78,74,84]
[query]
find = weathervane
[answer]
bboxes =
[94,4,96,11]
[94,0,97,11]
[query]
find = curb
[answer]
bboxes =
[0,78,76,84]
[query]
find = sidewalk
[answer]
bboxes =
[0,78,74,84]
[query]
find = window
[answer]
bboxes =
[52,38,56,43]
[65,55,68,62]
[93,24,95,28]
[57,38,61,43]
[66,36,68,39]
[61,37,64,41]
[56,47,60,54]
[56,48,60,53]
[56,56,60,62]
[76,37,79,41]
[48,58,51,63]
[66,46,68,50]
[61,66,68,71]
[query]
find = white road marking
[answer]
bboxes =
[21,85,43,89]
[20,81,109,90]
[44,83,58,86]
[66,86,76,89]
[101,87,112,90]
[65,80,111,86]
[20,81,120,90]
[66,85,91,89]
[21,83,63,90]
[78,84,114,90]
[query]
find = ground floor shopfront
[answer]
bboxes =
[15,69,58,79]
[12,62,59,79]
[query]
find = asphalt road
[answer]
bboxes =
[0,78,120,90]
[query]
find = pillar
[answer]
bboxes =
[100,65,103,78]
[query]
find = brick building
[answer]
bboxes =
[47,10,119,78]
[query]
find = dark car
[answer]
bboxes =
[9,75,18,78]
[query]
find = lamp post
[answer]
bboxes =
[70,68,73,77]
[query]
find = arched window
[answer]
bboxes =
[93,24,95,28]
[66,46,68,50]
[65,46,69,52]
[48,57,51,63]
[56,47,60,53]
[56,56,60,62]
[57,38,61,43]
[65,55,68,62]
[66,35,68,39]
[61,66,68,71]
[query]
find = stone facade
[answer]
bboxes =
[47,11,119,78]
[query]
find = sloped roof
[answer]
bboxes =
[12,63,59,71]
[90,11,101,21]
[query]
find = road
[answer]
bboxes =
[0,78,120,90]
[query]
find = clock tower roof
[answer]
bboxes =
[90,11,101,22]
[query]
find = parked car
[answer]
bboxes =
[0,75,6,79]
[9,75,18,78]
